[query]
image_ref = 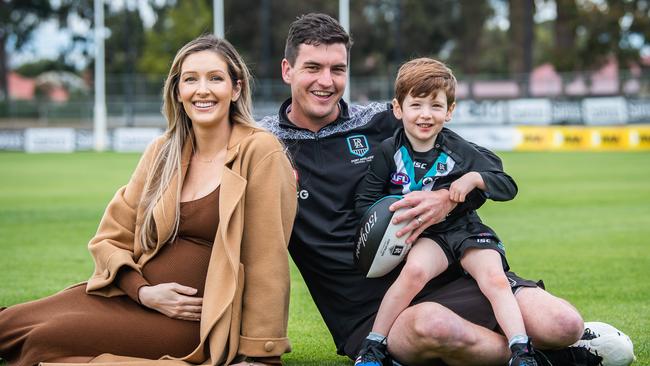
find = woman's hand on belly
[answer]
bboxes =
[138,282,203,321]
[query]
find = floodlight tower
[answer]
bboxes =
[93,0,107,151]
[339,0,350,103]
[214,0,224,38]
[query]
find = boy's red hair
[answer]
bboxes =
[394,58,457,108]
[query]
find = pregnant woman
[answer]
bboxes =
[0,35,297,366]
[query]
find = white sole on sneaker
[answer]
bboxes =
[572,322,636,366]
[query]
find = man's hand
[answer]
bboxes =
[138,282,203,321]
[389,189,457,244]
[449,172,485,203]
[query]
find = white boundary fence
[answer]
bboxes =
[2,96,650,152]
[0,128,162,152]
[2,125,650,153]
[450,97,650,125]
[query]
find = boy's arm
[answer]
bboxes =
[354,141,393,216]
[466,142,518,202]
[477,170,518,201]
[449,172,485,203]
[449,169,517,203]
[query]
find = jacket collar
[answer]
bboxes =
[225,122,257,164]
[277,97,350,130]
[394,126,449,156]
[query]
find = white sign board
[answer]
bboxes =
[0,130,24,150]
[627,99,650,123]
[507,99,552,125]
[113,128,163,152]
[24,128,76,153]
[552,101,582,124]
[582,97,628,125]
[453,100,507,125]
[449,126,517,151]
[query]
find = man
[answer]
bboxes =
[260,13,609,366]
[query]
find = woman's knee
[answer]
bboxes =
[21,321,56,349]
[0,305,28,335]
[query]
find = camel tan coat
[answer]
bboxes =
[44,123,297,366]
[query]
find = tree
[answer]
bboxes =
[553,0,579,71]
[14,58,76,77]
[105,6,145,76]
[549,0,650,72]
[397,1,459,66]
[228,0,335,79]
[103,4,149,125]
[0,1,54,101]
[449,0,493,76]
[138,0,214,76]
[508,0,536,75]
[579,0,650,70]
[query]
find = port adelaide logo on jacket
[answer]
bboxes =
[346,134,374,165]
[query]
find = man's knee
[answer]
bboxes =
[543,306,583,345]
[517,288,584,347]
[393,302,469,353]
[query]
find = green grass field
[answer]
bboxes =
[1,151,649,365]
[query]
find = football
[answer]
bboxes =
[572,321,636,366]
[354,195,413,278]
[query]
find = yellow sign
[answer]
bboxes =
[590,128,629,150]
[513,125,650,151]
[552,127,592,151]
[628,126,650,150]
[515,127,552,151]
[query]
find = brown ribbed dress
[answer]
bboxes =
[0,187,220,366]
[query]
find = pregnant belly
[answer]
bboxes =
[141,238,211,297]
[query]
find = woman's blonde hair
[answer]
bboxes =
[139,35,255,251]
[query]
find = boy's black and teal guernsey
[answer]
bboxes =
[355,126,518,231]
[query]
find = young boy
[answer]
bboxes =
[354,58,537,366]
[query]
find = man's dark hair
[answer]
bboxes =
[284,13,353,65]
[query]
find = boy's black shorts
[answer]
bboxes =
[421,221,510,272]
[342,271,541,360]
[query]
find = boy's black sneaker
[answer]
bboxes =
[509,339,539,366]
[355,338,390,366]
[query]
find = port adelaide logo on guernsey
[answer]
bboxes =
[346,135,374,165]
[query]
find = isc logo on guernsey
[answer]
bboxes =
[297,190,309,200]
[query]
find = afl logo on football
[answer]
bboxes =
[391,172,410,185]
